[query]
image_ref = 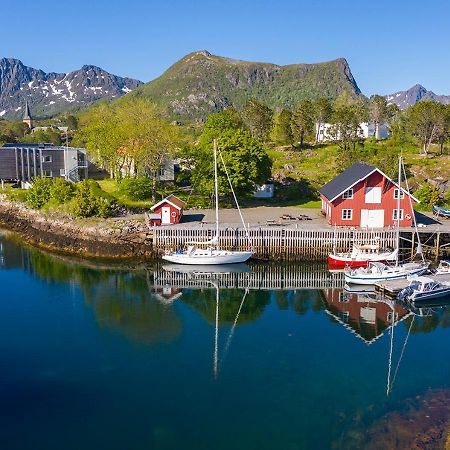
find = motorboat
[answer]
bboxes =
[435,260,450,274]
[397,276,450,302]
[328,244,398,269]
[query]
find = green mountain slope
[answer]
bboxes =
[129,50,361,121]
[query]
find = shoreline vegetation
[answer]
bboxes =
[0,195,154,260]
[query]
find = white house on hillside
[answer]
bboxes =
[316,122,389,143]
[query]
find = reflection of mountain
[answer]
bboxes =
[322,288,410,344]
[181,288,270,325]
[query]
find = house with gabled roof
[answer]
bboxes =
[150,194,185,225]
[319,162,418,228]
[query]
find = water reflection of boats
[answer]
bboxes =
[162,263,253,275]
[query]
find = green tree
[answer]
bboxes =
[405,100,447,155]
[74,98,183,200]
[369,95,389,139]
[191,129,272,197]
[199,108,244,146]
[66,115,78,131]
[49,178,75,204]
[291,99,314,148]
[313,97,332,143]
[329,92,368,151]
[241,99,273,141]
[271,109,293,145]
[26,178,52,209]
[414,182,441,207]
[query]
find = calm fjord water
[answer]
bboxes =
[0,234,449,450]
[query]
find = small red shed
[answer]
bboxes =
[319,163,419,228]
[150,194,185,225]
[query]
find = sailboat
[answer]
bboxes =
[162,140,253,265]
[345,156,429,285]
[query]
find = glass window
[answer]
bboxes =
[394,188,405,199]
[42,170,52,178]
[42,155,52,163]
[393,209,404,221]
[342,188,353,199]
[342,209,353,220]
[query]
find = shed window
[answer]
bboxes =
[342,209,353,220]
[342,188,354,199]
[42,155,52,163]
[393,209,404,221]
[42,170,53,178]
[394,189,405,200]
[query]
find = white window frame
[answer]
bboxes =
[342,188,354,199]
[42,170,53,178]
[393,209,404,221]
[342,209,353,220]
[365,186,382,204]
[387,311,399,322]
[42,155,52,163]
[393,188,405,200]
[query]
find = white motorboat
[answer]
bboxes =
[435,260,450,274]
[397,276,450,302]
[162,140,253,265]
[344,261,429,285]
[344,155,429,285]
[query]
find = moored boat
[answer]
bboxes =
[328,244,398,269]
[344,261,429,285]
[397,276,450,303]
[162,140,253,265]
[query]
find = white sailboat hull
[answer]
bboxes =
[162,250,253,265]
[344,263,429,285]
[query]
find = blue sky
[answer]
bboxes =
[3,0,449,95]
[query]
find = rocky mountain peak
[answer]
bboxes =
[0,59,143,119]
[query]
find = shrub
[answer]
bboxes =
[414,182,441,208]
[26,178,52,209]
[49,178,75,204]
[71,180,115,218]
[119,176,153,200]
[95,197,115,218]
[71,180,98,218]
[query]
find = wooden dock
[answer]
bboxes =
[375,273,450,298]
[152,223,450,261]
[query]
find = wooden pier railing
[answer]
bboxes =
[153,225,399,260]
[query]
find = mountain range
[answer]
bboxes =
[1,52,449,121]
[128,50,361,120]
[385,84,450,109]
[0,58,142,120]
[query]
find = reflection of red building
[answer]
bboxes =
[322,288,410,344]
[151,286,183,304]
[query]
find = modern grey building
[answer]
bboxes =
[0,143,88,183]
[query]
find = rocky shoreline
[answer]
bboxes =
[0,196,157,260]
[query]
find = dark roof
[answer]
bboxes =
[2,143,58,148]
[319,162,376,201]
[23,100,32,120]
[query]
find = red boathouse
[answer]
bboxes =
[150,194,186,225]
[319,163,418,228]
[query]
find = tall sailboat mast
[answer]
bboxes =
[395,155,402,266]
[213,139,220,249]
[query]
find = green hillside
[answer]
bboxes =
[128,51,361,121]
